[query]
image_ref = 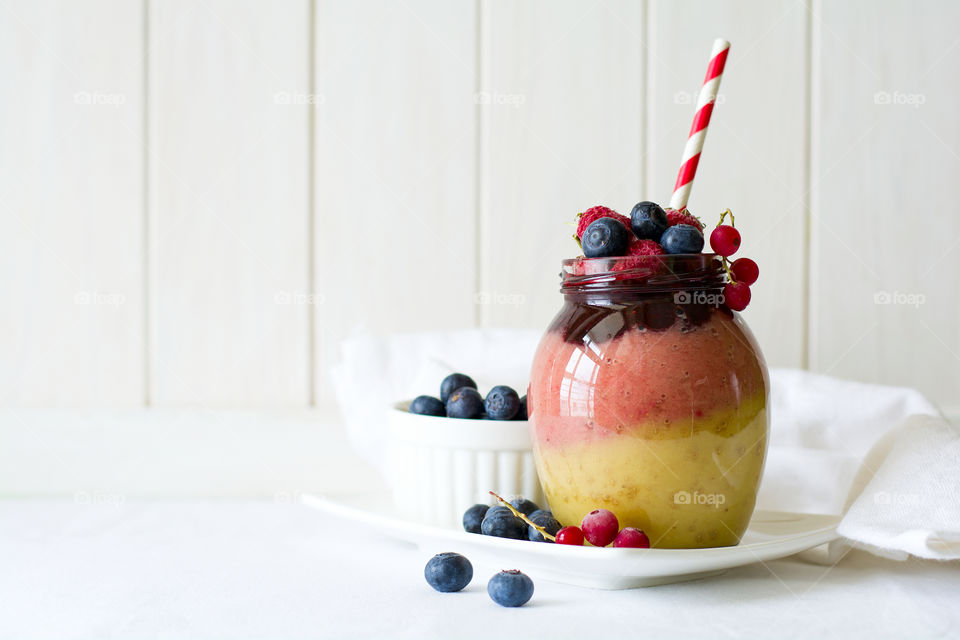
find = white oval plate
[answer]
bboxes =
[301,493,840,589]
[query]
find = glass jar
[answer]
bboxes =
[528,254,769,548]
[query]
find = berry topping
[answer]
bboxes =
[424,552,473,593]
[508,498,540,516]
[528,512,562,543]
[446,387,484,419]
[576,206,631,239]
[731,257,759,285]
[628,238,666,256]
[630,201,668,240]
[607,240,667,272]
[487,570,534,608]
[439,373,477,404]
[409,395,445,417]
[555,526,585,546]
[484,385,521,421]
[723,282,752,311]
[480,507,527,540]
[613,527,651,548]
[582,218,630,258]
[609,256,653,272]
[665,208,704,231]
[462,504,489,534]
[580,509,620,547]
[710,224,741,257]
[660,224,704,254]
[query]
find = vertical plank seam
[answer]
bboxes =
[307,0,317,406]
[143,0,153,406]
[805,0,819,371]
[473,0,484,329]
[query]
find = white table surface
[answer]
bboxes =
[2,500,958,639]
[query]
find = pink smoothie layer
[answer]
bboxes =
[529,309,766,448]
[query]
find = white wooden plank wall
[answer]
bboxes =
[149,0,312,407]
[0,0,957,415]
[809,0,960,415]
[0,0,145,406]
[313,0,478,406]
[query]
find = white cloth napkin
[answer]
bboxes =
[331,329,959,561]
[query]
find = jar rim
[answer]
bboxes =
[560,253,726,299]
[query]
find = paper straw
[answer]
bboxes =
[668,38,730,211]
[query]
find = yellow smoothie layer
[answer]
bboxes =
[533,393,767,548]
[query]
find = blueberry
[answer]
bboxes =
[528,509,552,521]
[512,395,528,421]
[484,385,521,420]
[481,509,527,540]
[630,201,668,240]
[528,512,562,543]
[582,218,630,258]
[446,387,483,419]
[462,504,489,534]
[424,552,473,593]
[409,395,445,417]
[440,373,477,404]
[487,570,534,607]
[484,505,512,519]
[508,498,540,516]
[660,224,704,254]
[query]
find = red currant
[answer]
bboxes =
[580,509,619,547]
[710,225,741,257]
[730,257,759,285]
[724,282,751,311]
[612,527,651,548]
[555,526,585,546]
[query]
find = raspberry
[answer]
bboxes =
[730,257,759,285]
[555,526,585,546]
[613,527,651,548]
[710,225,741,257]
[627,238,665,256]
[665,208,704,231]
[580,509,619,547]
[576,206,631,239]
[724,282,751,311]
[610,239,665,273]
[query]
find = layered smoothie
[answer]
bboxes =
[528,256,768,548]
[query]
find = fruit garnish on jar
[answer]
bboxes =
[569,201,760,312]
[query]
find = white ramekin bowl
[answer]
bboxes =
[385,401,543,529]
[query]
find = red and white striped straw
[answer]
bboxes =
[668,38,730,211]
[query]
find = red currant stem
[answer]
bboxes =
[488,490,557,542]
[716,208,735,228]
[573,233,582,251]
[722,256,737,283]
